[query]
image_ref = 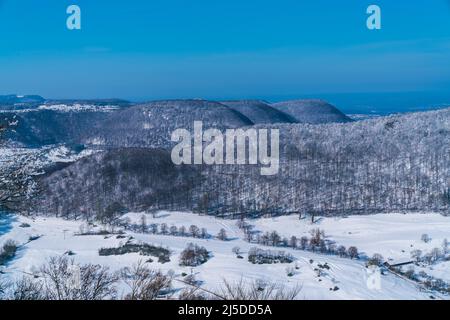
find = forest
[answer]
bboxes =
[11,105,449,220]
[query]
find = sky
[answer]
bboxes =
[0,0,450,102]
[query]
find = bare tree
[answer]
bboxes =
[309,229,326,251]
[0,277,10,299]
[429,248,442,263]
[189,225,200,238]
[269,231,281,247]
[368,253,384,266]
[411,249,422,262]
[40,256,118,300]
[442,238,448,254]
[299,236,309,250]
[289,236,298,249]
[149,223,158,234]
[169,225,178,236]
[347,246,359,259]
[337,245,347,258]
[160,223,169,235]
[179,287,207,300]
[219,278,301,300]
[10,276,44,300]
[140,215,147,233]
[121,261,172,300]
[217,228,228,241]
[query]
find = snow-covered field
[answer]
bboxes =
[252,213,450,263]
[1,211,448,300]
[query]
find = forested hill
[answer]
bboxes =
[24,107,450,220]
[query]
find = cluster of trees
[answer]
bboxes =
[252,229,359,259]
[421,274,450,294]
[409,236,449,265]
[393,266,450,295]
[127,219,210,239]
[248,247,294,265]
[98,243,171,264]
[411,248,442,265]
[179,243,210,267]
[236,221,360,260]
[124,217,229,242]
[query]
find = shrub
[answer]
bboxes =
[0,240,18,266]
[421,234,431,243]
[367,253,384,267]
[28,235,41,242]
[248,247,294,265]
[99,243,170,263]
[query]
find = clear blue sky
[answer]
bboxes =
[0,0,450,101]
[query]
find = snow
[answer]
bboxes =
[0,104,119,113]
[37,104,119,112]
[1,211,446,300]
[44,146,98,163]
[0,145,99,175]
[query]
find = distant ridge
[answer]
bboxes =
[44,98,131,107]
[221,100,296,124]
[0,94,45,107]
[0,96,352,147]
[83,99,254,148]
[271,99,352,124]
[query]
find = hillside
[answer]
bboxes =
[1,109,118,147]
[28,148,201,219]
[0,95,45,110]
[82,100,254,148]
[24,107,450,219]
[0,99,131,147]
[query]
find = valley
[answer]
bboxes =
[1,210,448,300]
